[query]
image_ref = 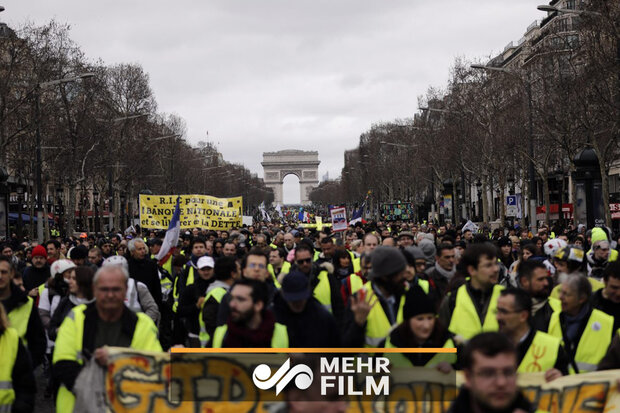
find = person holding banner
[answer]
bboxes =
[449,332,540,413]
[53,265,162,412]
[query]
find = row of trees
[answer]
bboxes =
[311,2,619,227]
[0,21,273,237]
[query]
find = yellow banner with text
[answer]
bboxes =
[139,194,242,230]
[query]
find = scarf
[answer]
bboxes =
[434,262,455,280]
[223,310,276,348]
[531,297,548,315]
[565,304,589,343]
[69,294,95,306]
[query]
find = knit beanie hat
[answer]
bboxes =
[403,284,435,319]
[418,239,436,265]
[32,245,47,259]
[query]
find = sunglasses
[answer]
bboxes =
[296,258,312,265]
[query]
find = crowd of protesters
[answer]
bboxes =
[1,219,620,412]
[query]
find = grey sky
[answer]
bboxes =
[4,0,544,203]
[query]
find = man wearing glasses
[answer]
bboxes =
[293,244,344,323]
[53,265,161,412]
[449,332,537,413]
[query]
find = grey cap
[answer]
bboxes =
[368,246,407,280]
[404,246,425,261]
[418,239,436,265]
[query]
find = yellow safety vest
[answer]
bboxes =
[38,283,46,298]
[360,281,406,347]
[0,327,19,409]
[313,250,320,262]
[347,250,361,273]
[417,279,430,294]
[198,286,228,347]
[211,322,288,348]
[518,331,561,373]
[267,262,291,289]
[152,254,173,292]
[7,297,33,346]
[550,278,604,300]
[172,266,195,313]
[448,284,504,340]
[385,336,457,368]
[53,304,162,413]
[548,297,561,312]
[585,248,618,262]
[349,274,365,295]
[547,308,613,374]
[313,270,332,313]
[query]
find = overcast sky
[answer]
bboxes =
[4,0,544,203]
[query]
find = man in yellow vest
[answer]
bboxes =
[548,273,614,373]
[0,256,46,369]
[496,288,568,381]
[517,260,559,332]
[450,332,544,412]
[53,265,161,412]
[342,246,408,347]
[587,227,618,279]
[200,256,240,347]
[212,278,288,348]
[439,242,504,340]
[0,302,36,412]
[177,256,215,347]
[268,248,290,287]
[293,244,344,322]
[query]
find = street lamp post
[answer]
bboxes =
[471,64,537,232]
[34,73,94,242]
[16,185,24,241]
[56,186,64,237]
[93,190,100,234]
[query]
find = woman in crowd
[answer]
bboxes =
[332,247,354,281]
[383,285,458,371]
[48,266,95,341]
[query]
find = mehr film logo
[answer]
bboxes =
[169,347,457,402]
[252,356,391,396]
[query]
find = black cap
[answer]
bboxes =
[281,271,311,302]
[497,236,512,247]
[403,284,436,319]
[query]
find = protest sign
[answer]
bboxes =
[330,206,348,232]
[139,194,242,230]
[102,348,620,413]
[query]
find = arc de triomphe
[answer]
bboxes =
[262,150,320,205]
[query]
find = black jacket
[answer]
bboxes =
[48,296,78,341]
[52,302,143,392]
[177,277,213,335]
[2,328,36,413]
[128,257,163,308]
[340,282,406,348]
[272,291,341,348]
[591,289,620,333]
[1,283,46,368]
[531,299,555,333]
[448,386,536,413]
[22,264,50,291]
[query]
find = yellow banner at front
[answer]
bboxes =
[139,194,242,230]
